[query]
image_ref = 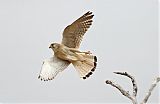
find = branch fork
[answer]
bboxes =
[105,71,159,104]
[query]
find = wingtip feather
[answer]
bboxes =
[38,75,54,81]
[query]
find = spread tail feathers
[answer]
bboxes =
[72,54,97,79]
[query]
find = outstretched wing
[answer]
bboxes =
[62,11,94,49]
[38,56,70,81]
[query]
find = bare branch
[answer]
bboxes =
[106,71,159,104]
[114,71,138,97]
[141,77,160,104]
[106,80,137,104]
[106,80,131,99]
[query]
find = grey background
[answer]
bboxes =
[0,0,159,103]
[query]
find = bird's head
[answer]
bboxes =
[49,43,60,50]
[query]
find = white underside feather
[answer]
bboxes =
[38,56,70,81]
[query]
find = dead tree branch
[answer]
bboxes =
[114,71,138,97]
[106,80,137,104]
[140,77,160,104]
[105,71,159,104]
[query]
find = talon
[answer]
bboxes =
[85,51,92,54]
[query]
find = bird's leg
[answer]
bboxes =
[69,48,92,55]
[77,51,92,55]
[82,51,92,55]
[77,50,92,55]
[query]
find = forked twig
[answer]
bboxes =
[106,80,137,104]
[106,71,138,104]
[114,72,138,97]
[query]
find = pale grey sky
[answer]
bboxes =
[0,0,159,103]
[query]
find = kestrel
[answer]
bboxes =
[38,11,97,81]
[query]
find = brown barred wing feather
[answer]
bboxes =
[62,11,94,48]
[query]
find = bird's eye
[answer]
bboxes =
[52,44,55,48]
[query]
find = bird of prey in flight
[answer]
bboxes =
[38,11,97,81]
